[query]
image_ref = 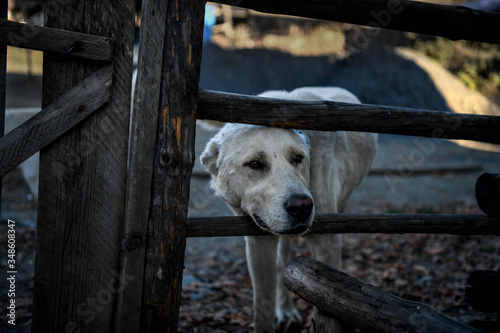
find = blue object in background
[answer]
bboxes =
[204,4,216,42]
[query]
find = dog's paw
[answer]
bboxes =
[275,305,302,325]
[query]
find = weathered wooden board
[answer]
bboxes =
[113,0,168,331]
[211,0,500,44]
[284,256,482,333]
[197,89,500,144]
[0,65,112,177]
[32,0,135,332]
[187,214,500,237]
[0,19,113,61]
[140,0,205,332]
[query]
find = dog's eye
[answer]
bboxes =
[293,155,304,164]
[248,161,264,169]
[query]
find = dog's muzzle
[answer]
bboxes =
[251,194,313,236]
[284,194,314,222]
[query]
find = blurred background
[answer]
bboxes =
[2,1,500,332]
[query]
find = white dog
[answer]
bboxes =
[200,87,377,332]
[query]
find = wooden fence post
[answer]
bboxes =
[139,0,205,332]
[476,173,500,216]
[32,0,135,332]
[113,0,169,330]
[314,310,355,333]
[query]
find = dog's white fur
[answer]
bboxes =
[200,87,377,332]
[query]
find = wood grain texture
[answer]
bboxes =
[211,0,500,44]
[0,19,113,61]
[113,0,169,331]
[197,89,500,144]
[141,0,205,332]
[33,1,135,332]
[284,256,482,333]
[314,310,355,333]
[0,65,112,177]
[187,214,500,237]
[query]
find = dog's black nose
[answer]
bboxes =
[284,194,313,221]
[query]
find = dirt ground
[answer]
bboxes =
[2,28,500,332]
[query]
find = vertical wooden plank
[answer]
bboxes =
[142,0,205,331]
[113,0,168,331]
[32,1,135,332]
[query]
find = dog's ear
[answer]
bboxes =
[200,137,221,176]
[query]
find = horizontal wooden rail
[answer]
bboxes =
[370,163,483,175]
[0,65,113,177]
[0,19,113,61]
[211,0,500,44]
[191,163,484,178]
[197,90,500,144]
[284,256,481,333]
[187,213,500,237]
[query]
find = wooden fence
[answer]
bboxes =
[284,256,483,333]
[1,0,499,332]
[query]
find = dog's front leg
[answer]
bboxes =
[307,233,341,269]
[245,236,278,333]
[276,237,302,324]
[307,233,353,333]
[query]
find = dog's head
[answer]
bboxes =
[200,124,313,236]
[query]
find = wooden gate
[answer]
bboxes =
[1,0,499,332]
